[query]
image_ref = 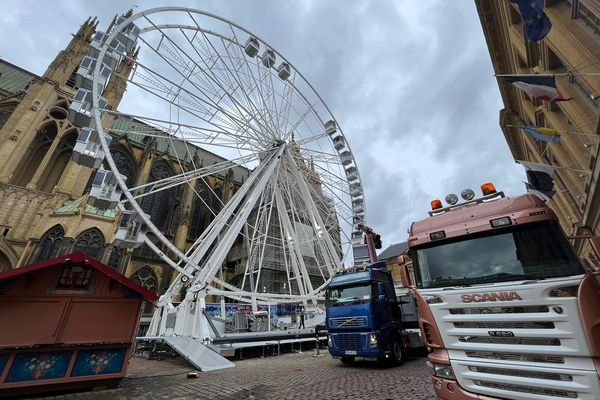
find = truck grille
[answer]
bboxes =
[458,336,561,346]
[468,366,573,382]
[454,321,554,329]
[334,334,362,351]
[472,380,578,398]
[430,280,599,399]
[465,350,564,364]
[329,316,367,328]
[449,305,549,314]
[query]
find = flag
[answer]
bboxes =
[524,182,552,202]
[510,0,552,41]
[517,160,555,200]
[520,125,561,143]
[499,74,570,102]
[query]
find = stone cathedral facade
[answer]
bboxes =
[0,16,249,328]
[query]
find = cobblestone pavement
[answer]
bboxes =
[28,352,436,400]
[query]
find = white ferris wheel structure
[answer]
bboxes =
[68,7,367,339]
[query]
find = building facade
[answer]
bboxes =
[0,17,249,321]
[476,0,600,257]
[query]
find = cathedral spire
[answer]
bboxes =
[43,17,97,85]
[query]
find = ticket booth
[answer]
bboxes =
[0,252,157,397]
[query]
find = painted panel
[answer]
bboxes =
[60,301,139,343]
[0,298,67,346]
[71,348,126,376]
[5,351,71,382]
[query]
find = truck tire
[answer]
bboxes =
[388,336,405,366]
[340,356,355,364]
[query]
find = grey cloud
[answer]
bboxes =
[0,0,527,249]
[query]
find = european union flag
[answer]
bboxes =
[510,0,552,41]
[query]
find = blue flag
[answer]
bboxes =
[510,0,552,41]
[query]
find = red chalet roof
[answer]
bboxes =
[0,252,158,302]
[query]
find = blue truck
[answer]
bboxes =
[325,260,423,365]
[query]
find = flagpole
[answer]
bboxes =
[505,124,600,139]
[515,159,591,174]
[549,165,591,174]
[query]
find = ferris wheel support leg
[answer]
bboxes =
[286,152,341,274]
[189,144,286,292]
[148,305,162,336]
[155,149,278,308]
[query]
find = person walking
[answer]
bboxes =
[298,308,305,329]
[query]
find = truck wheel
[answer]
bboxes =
[388,337,405,366]
[340,356,355,364]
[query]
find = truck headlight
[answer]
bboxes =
[328,335,332,347]
[432,363,455,379]
[369,333,378,347]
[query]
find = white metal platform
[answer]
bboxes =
[145,336,235,372]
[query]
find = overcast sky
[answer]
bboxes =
[0,0,526,250]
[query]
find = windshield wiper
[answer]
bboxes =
[475,273,545,284]
[426,273,546,288]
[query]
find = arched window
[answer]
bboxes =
[110,144,137,185]
[187,183,219,240]
[130,266,158,314]
[84,143,138,195]
[140,160,181,232]
[0,108,13,130]
[12,122,58,187]
[107,246,126,271]
[73,228,105,260]
[0,251,12,272]
[36,225,65,262]
[39,130,77,193]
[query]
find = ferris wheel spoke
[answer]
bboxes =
[128,55,268,149]
[278,75,296,135]
[215,34,283,139]
[135,33,270,147]
[143,19,275,145]
[222,24,285,140]
[285,152,341,272]
[127,151,264,199]
[180,28,276,142]
[113,64,269,149]
[225,24,284,137]
[252,176,279,293]
[103,109,261,152]
[274,185,311,296]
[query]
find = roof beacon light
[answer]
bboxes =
[461,188,475,201]
[431,199,443,210]
[445,193,459,206]
[481,182,497,196]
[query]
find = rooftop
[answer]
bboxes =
[377,242,407,261]
[0,58,38,97]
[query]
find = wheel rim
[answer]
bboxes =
[394,342,402,360]
[90,7,367,305]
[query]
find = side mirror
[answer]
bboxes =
[400,264,416,289]
[378,294,386,302]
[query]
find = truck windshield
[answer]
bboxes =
[411,221,583,289]
[326,283,371,306]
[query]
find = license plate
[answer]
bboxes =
[345,350,357,355]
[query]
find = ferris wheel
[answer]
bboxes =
[69,7,366,319]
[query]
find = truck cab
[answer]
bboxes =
[325,261,410,365]
[404,184,600,399]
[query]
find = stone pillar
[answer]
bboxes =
[173,177,196,250]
